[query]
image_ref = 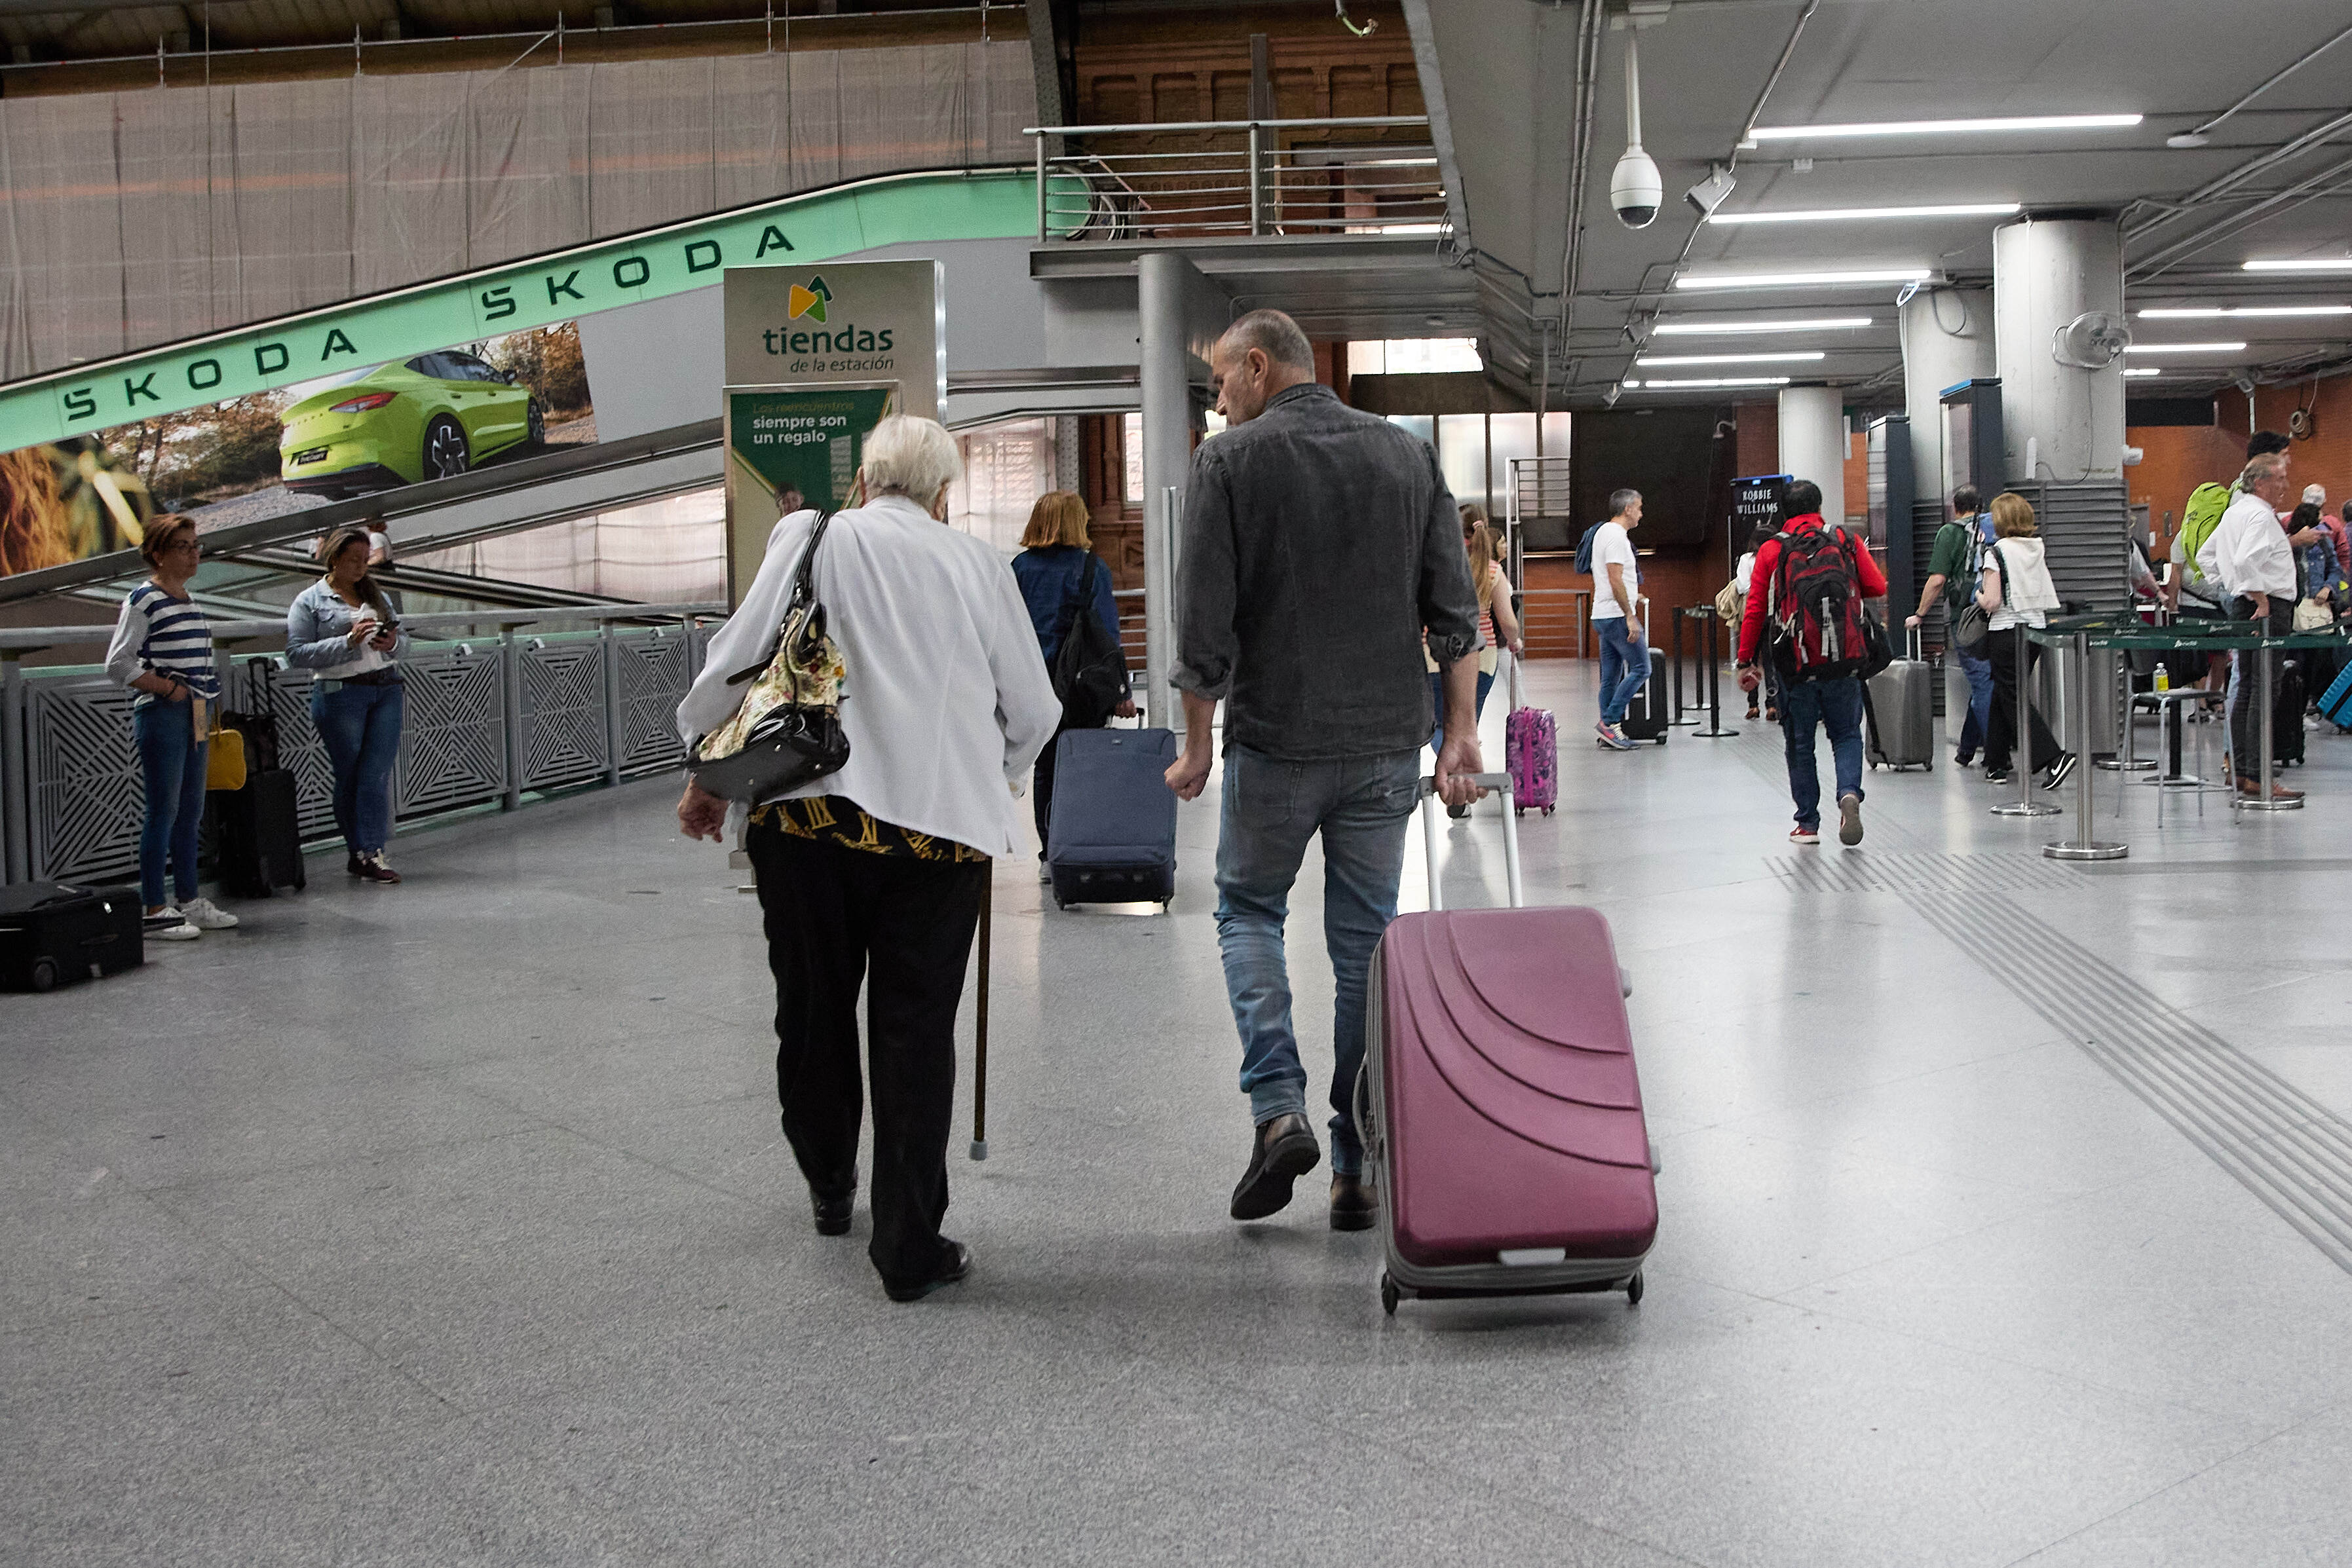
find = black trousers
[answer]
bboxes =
[1984,627,2060,774]
[747,819,987,1290]
[2229,595,2294,780]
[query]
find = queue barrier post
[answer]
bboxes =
[1992,623,2059,819]
[2045,629,2125,860]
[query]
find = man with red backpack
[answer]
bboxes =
[1734,479,1889,846]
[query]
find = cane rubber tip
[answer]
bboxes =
[968,1139,989,1161]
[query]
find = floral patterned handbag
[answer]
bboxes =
[688,512,851,802]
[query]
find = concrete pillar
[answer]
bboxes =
[1138,251,1192,729]
[1900,287,1995,506]
[1993,217,2127,485]
[1777,386,1846,526]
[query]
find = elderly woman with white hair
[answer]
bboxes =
[677,415,1060,1302]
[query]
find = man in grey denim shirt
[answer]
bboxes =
[1163,308,1484,1233]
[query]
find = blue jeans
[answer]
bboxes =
[1215,744,1420,1177]
[1952,644,1994,760]
[133,701,208,908]
[1425,668,1496,749]
[1595,617,1651,725]
[311,681,404,855]
[1779,677,1865,830]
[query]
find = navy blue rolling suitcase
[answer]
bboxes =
[1046,727,1177,910]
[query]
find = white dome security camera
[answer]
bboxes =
[1612,33,1660,230]
[1613,145,1662,229]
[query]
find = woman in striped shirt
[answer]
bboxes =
[104,515,238,939]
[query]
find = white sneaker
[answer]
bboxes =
[143,908,201,942]
[178,895,239,931]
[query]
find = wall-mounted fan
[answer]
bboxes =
[2052,311,2133,369]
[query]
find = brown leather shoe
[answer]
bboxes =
[1329,1171,1378,1232]
[1230,1112,1319,1222]
[2236,776,2305,801]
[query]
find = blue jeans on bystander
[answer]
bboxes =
[133,701,208,908]
[311,681,405,855]
[1214,744,1421,1177]
[1595,617,1651,726]
[1779,676,1865,831]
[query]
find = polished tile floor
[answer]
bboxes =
[7,660,2350,1566]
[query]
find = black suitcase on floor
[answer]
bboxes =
[2274,667,2307,767]
[0,882,143,992]
[210,767,307,897]
[1046,727,1177,910]
[1618,675,1669,744]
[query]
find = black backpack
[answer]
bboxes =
[1051,553,1127,728]
[1767,525,1887,683]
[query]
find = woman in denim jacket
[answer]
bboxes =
[286,525,409,883]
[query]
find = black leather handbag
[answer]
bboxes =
[687,512,851,803]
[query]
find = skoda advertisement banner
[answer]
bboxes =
[0,172,1026,578]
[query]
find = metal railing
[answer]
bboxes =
[1027,117,1445,243]
[1,603,721,887]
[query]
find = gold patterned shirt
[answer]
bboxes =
[751,794,989,863]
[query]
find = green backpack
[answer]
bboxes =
[2178,482,2232,582]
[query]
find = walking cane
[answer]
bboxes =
[969,873,992,1161]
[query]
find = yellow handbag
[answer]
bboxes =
[204,707,248,791]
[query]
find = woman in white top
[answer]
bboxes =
[675,415,1059,1303]
[105,514,239,939]
[287,525,410,883]
[1974,491,2072,787]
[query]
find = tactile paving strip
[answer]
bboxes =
[1765,851,2089,894]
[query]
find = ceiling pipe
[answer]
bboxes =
[2164,19,2352,147]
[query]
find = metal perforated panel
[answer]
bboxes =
[26,675,141,885]
[393,648,507,815]
[2015,481,2131,614]
[615,629,692,776]
[519,637,611,792]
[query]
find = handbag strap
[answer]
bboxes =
[725,510,835,686]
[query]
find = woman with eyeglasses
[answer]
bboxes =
[104,514,239,941]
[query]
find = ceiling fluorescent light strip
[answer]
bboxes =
[1626,376,1793,389]
[1635,352,1826,367]
[2124,341,2248,354]
[1651,316,1874,335]
[1709,202,2019,225]
[2243,259,2352,273]
[1748,114,2142,141]
[1675,269,1933,290]
[2138,305,2351,318]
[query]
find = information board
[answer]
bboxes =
[724,383,898,605]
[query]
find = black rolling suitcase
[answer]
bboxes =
[1618,675,1669,744]
[0,882,143,993]
[210,766,307,897]
[1046,727,1177,910]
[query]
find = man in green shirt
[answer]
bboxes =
[1905,485,1994,766]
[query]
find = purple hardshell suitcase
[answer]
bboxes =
[1502,656,1558,816]
[1357,773,1659,1316]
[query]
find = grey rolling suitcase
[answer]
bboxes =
[1863,626,1934,772]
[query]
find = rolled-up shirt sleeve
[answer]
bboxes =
[1416,447,1479,665]
[1171,447,1238,701]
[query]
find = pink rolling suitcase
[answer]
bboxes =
[1502,657,1557,816]
[1358,772,1657,1315]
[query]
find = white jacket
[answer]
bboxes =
[1986,536,2061,630]
[677,496,1062,857]
[2201,491,2296,601]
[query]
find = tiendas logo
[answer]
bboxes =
[764,275,894,358]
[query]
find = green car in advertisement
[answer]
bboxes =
[279,349,544,497]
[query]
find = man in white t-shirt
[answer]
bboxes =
[1589,487,1648,749]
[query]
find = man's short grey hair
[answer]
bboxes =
[2240,451,2289,490]
[1221,309,1315,373]
[1610,488,1642,515]
[860,415,962,500]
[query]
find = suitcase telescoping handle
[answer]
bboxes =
[1420,772,1523,912]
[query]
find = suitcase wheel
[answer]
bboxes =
[1380,1273,1399,1317]
[28,957,58,994]
[1652,736,1666,746]
[1513,806,1524,817]
[1626,1273,1644,1306]
[1542,806,1555,817]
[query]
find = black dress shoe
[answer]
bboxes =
[884,1239,972,1303]
[1329,1171,1378,1232]
[1230,1112,1320,1222]
[812,1191,853,1236]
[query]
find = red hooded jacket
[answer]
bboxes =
[1736,514,1888,667]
